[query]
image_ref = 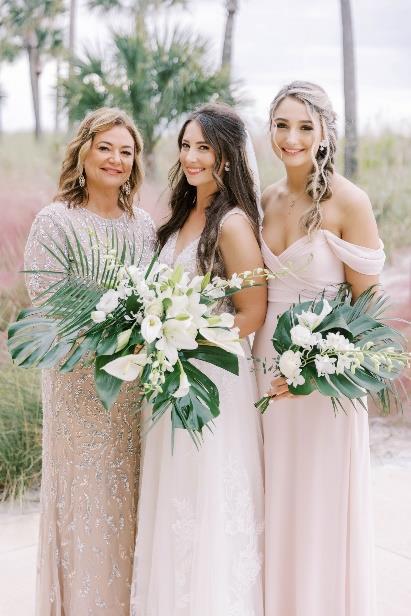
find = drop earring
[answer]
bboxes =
[79,173,86,188]
[224,161,230,172]
[318,140,327,153]
[122,180,131,196]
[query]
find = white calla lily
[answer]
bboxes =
[173,369,190,398]
[199,327,244,357]
[141,315,162,343]
[102,353,148,381]
[115,328,133,352]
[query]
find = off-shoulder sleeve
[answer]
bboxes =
[24,212,68,303]
[323,229,385,275]
[134,207,157,266]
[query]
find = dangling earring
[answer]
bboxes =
[122,180,131,196]
[224,161,230,172]
[318,140,327,153]
[79,173,86,188]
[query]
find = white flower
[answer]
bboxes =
[115,328,133,352]
[117,280,132,299]
[319,332,354,352]
[155,318,198,364]
[314,354,337,376]
[173,369,190,398]
[205,312,235,328]
[199,327,245,357]
[290,324,321,349]
[298,299,332,330]
[96,289,120,314]
[278,349,303,384]
[141,314,162,343]
[145,298,164,317]
[336,354,354,374]
[229,273,243,289]
[102,353,148,381]
[127,265,144,285]
[91,310,106,323]
[188,275,204,292]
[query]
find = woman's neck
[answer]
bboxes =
[86,185,123,218]
[195,183,216,213]
[284,163,311,194]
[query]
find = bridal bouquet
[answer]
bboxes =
[7,226,260,446]
[255,286,410,414]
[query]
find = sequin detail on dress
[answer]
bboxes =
[25,202,156,616]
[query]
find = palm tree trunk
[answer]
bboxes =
[27,37,42,140]
[340,0,358,179]
[68,0,77,130]
[221,0,238,79]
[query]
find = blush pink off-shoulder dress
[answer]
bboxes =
[252,229,385,616]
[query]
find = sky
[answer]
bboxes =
[1,0,410,133]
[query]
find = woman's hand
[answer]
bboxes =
[267,375,294,402]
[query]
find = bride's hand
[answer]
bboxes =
[267,376,294,402]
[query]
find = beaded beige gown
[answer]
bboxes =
[24,202,156,616]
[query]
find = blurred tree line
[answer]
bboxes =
[0,0,358,177]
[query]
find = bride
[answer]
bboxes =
[130,103,266,616]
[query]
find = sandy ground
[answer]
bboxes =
[1,417,411,616]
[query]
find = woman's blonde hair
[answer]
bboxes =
[54,107,144,216]
[269,81,338,235]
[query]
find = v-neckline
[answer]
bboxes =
[172,231,201,263]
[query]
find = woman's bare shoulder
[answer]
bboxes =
[261,179,284,212]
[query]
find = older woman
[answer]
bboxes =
[25,108,156,615]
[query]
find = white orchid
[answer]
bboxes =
[314,354,337,376]
[96,289,120,314]
[199,326,245,357]
[155,318,198,364]
[228,273,243,289]
[297,299,332,331]
[319,331,354,352]
[102,352,148,381]
[141,315,162,343]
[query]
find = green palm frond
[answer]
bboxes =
[8,225,138,370]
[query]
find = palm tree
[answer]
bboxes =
[62,27,235,173]
[340,0,358,178]
[0,0,65,139]
[221,0,239,79]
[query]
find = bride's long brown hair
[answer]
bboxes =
[158,104,260,278]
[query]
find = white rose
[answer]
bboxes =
[279,350,302,380]
[290,324,318,349]
[91,310,106,323]
[314,354,337,376]
[96,289,120,314]
[141,314,162,343]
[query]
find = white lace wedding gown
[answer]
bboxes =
[130,209,264,616]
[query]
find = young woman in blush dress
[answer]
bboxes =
[252,82,385,616]
[130,104,266,616]
[24,108,157,615]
